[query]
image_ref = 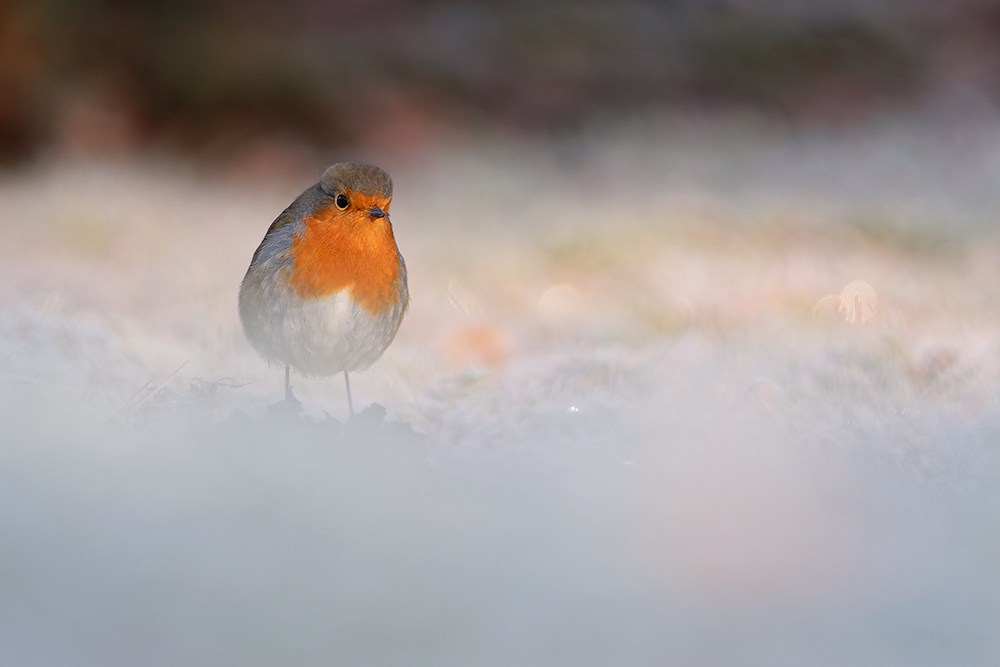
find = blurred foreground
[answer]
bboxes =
[3,116,1000,665]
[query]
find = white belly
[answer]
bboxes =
[239,281,407,376]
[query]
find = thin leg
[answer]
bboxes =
[344,371,354,418]
[284,364,291,401]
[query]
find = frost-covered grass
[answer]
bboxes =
[3,116,1000,665]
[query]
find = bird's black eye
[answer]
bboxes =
[335,194,349,210]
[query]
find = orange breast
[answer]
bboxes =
[288,203,403,316]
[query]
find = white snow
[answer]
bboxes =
[3,115,1000,665]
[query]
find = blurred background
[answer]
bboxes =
[5,1,1000,666]
[2,0,1000,164]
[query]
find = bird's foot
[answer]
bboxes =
[266,389,303,421]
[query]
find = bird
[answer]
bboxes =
[238,162,408,417]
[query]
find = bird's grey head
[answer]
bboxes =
[320,162,393,199]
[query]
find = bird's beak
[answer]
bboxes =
[368,206,387,219]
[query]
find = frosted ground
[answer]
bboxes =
[3,115,1000,665]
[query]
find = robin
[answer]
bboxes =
[238,162,408,416]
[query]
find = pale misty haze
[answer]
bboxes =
[4,1,1000,665]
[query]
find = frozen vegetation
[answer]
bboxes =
[3,115,1000,665]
